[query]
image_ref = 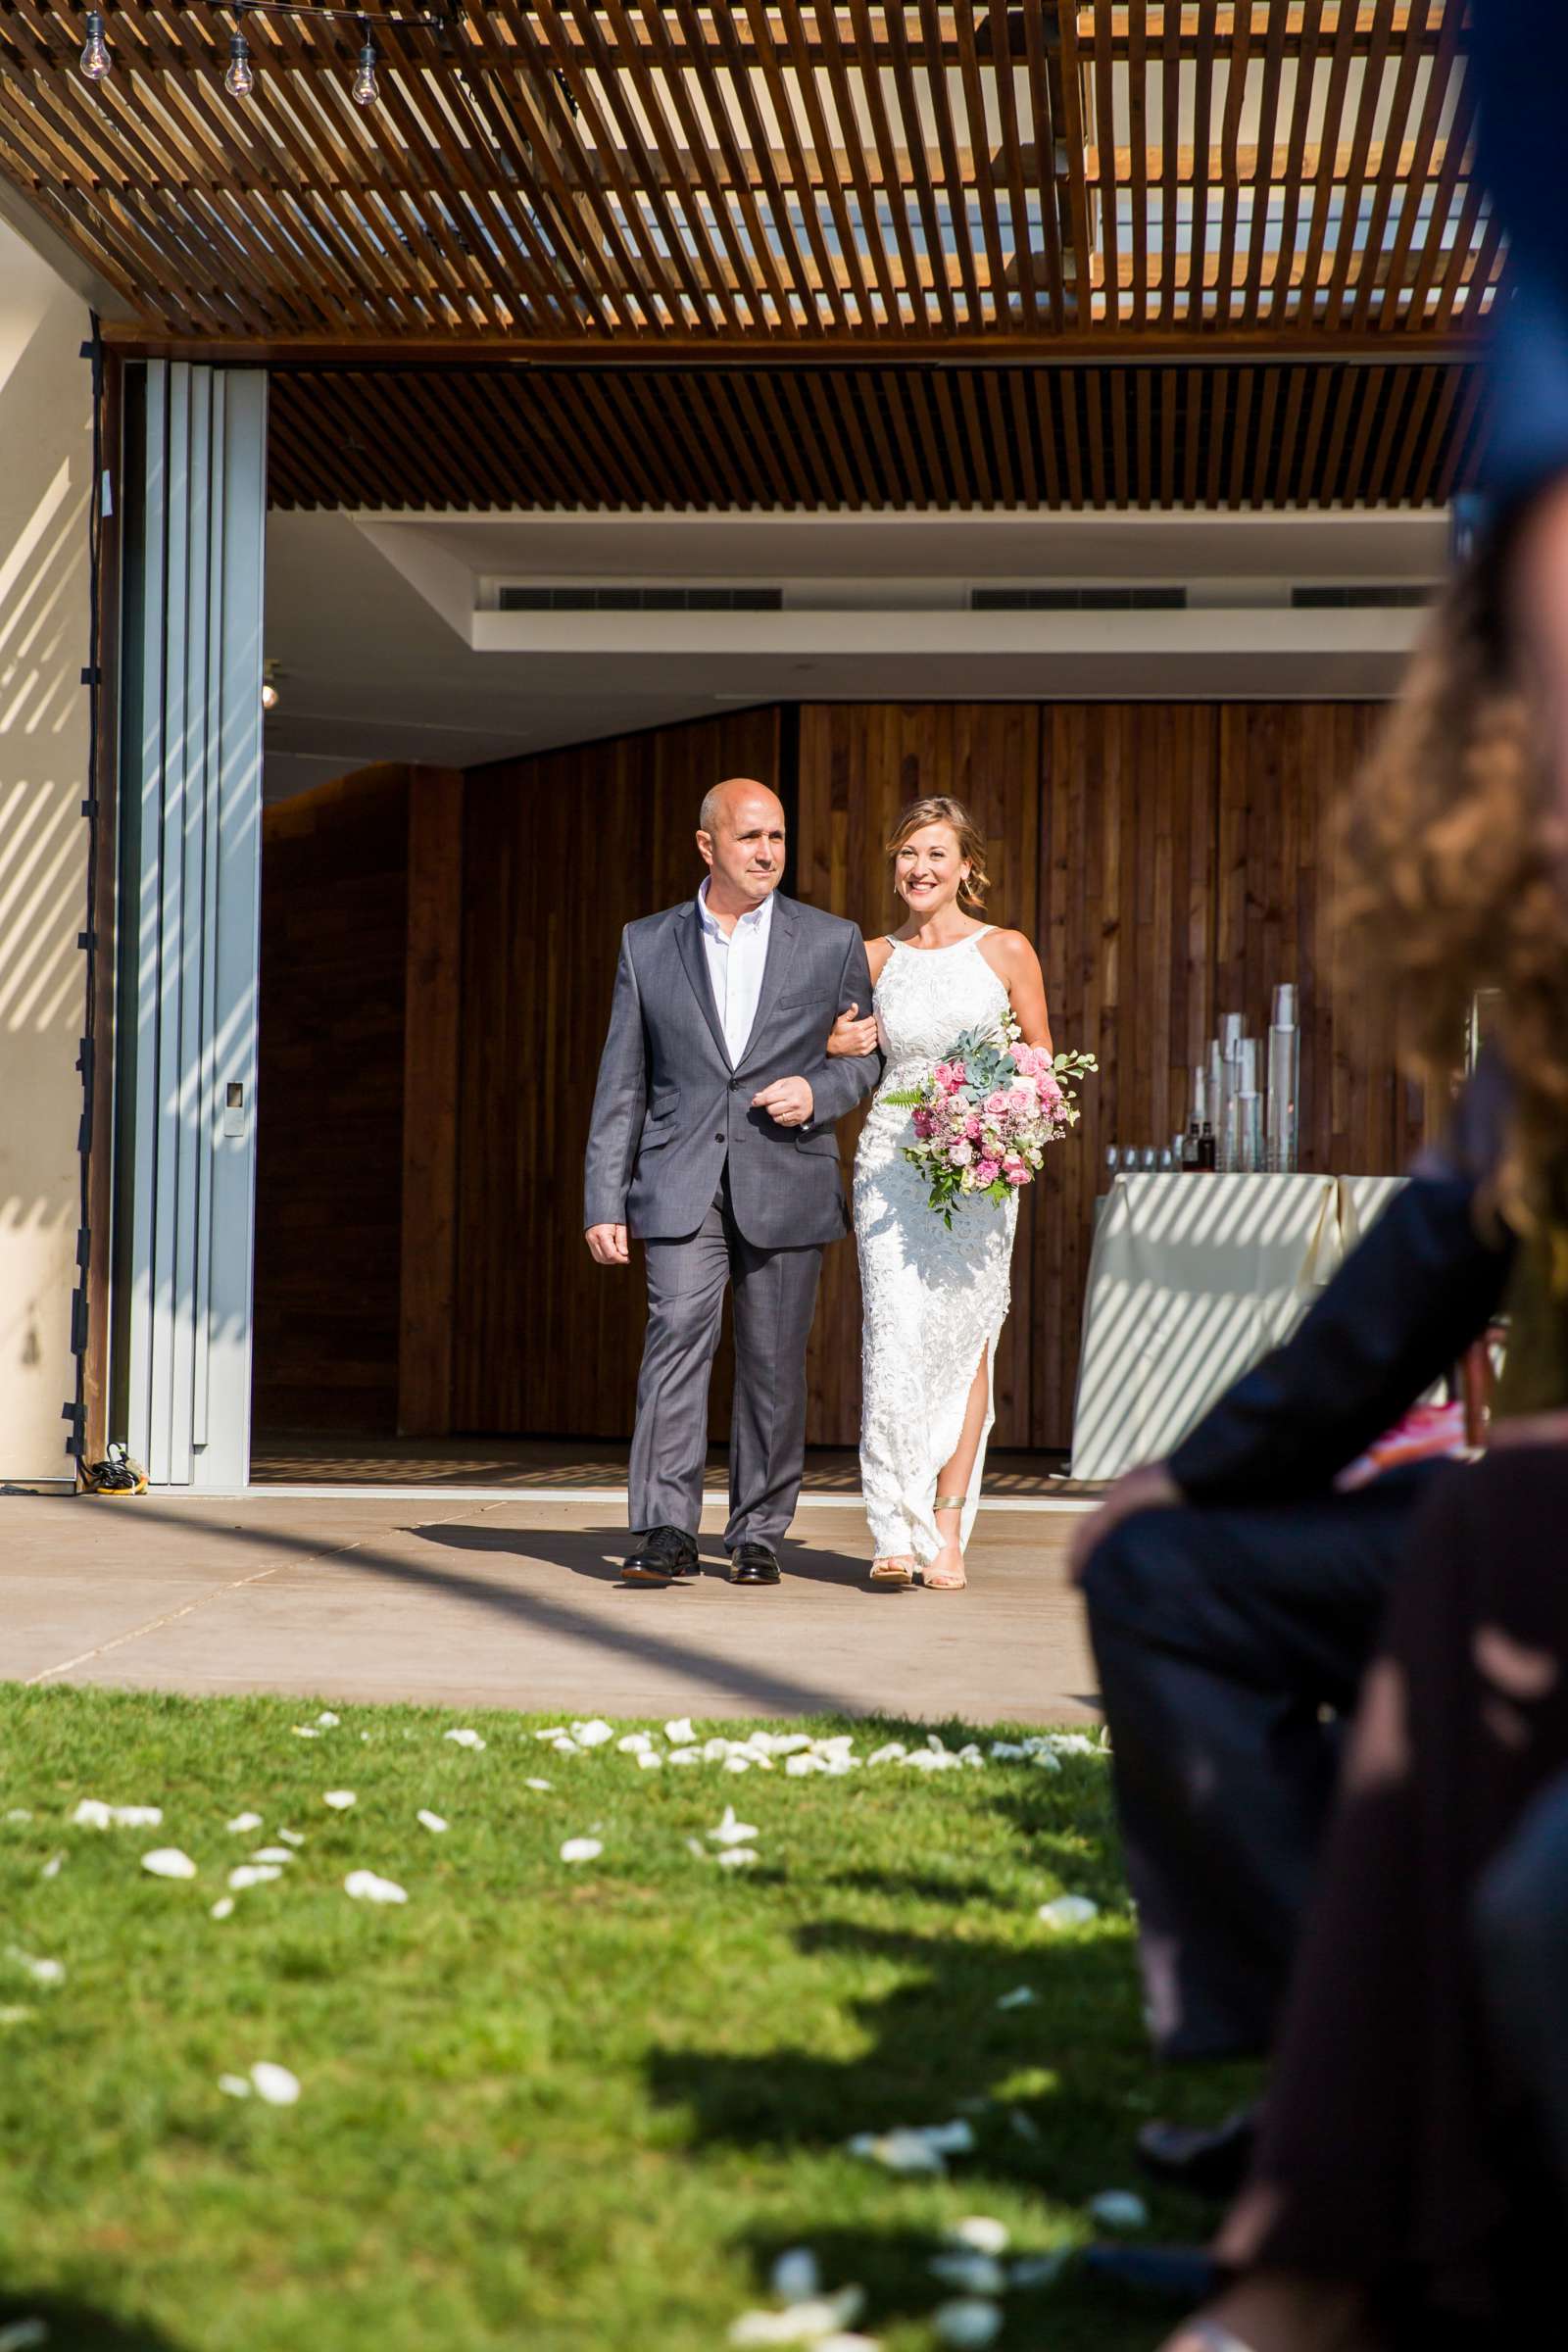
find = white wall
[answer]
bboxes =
[0,219,92,1484]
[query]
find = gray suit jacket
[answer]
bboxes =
[583,892,882,1250]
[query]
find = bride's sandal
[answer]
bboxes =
[869,1556,916,1587]
[922,1496,968,1591]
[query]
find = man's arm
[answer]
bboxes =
[583,928,648,1242]
[804,928,884,1128]
[1167,1172,1513,1507]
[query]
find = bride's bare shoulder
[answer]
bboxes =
[864,934,897,982]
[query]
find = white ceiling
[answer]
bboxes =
[261,505,1449,803]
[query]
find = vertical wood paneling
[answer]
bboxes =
[398,766,464,1436]
[451,708,780,1437]
[253,764,411,1433]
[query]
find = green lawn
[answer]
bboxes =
[0,1686,1250,2352]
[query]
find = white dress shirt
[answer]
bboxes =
[696,878,774,1064]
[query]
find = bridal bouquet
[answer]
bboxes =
[885,1014,1097,1225]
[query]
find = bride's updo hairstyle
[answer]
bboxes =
[886,796,991,915]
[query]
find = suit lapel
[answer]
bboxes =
[735,894,800,1076]
[674,899,732,1068]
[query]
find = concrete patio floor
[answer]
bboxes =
[2,1491,1099,1726]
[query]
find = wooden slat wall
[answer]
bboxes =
[253,764,411,1432]
[254,701,1415,1457]
[795,699,1409,1450]
[451,709,781,1437]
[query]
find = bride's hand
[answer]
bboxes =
[826,1002,879,1058]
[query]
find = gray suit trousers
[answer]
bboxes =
[629,1163,821,1549]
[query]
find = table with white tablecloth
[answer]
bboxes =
[1069,1171,1405,1482]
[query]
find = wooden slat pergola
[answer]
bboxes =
[0,2,1498,509]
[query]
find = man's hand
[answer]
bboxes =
[827,1003,879,1058]
[585,1222,630,1266]
[1068,1460,1182,1586]
[753,1076,815,1128]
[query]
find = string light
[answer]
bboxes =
[351,26,379,107]
[73,3,441,100]
[224,28,255,99]
[79,10,111,79]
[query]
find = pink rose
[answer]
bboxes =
[935,1060,967,1093]
[912,1106,935,1139]
[950,1140,974,1166]
[975,1158,1000,1186]
[964,1114,982,1142]
[984,1090,1011,1116]
[1004,1157,1030,1187]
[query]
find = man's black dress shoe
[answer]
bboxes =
[727,1542,781,1586]
[621,1526,700,1586]
[1137,2104,1259,2201]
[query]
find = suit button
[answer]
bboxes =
[729,1077,743,1091]
[714,1133,723,1143]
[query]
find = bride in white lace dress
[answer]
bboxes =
[827,798,1054,1592]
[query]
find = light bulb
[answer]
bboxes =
[79,11,111,80]
[351,37,378,107]
[224,33,254,99]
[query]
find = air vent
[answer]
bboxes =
[1291,584,1432,609]
[498,585,783,612]
[971,585,1187,611]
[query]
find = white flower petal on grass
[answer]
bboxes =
[768,1735,813,1756]
[141,1848,198,1881]
[784,1754,820,1778]
[729,2286,865,2344]
[523,1778,553,1792]
[0,2006,35,2027]
[616,1733,653,1755]
[1031,1751,1063,1774]
[703,1738,732,1763]
[1038,1894,1099,1930]
[7,1951,64,1988]
[817,2337,878,2352]
[444,1729,486,1750]
[865,1743,906,1767]
[226,1811,264,1835]
[0,2319,47,2351]
[551,1740,583,1758]
[989,1740,1026,1760]
[219,2074,253,2099]
[559,1838,603,1865]
[724,1756,752,1775]
[251,2062,302,2106]
[210,1897,236,1921]
[276,1829,305,1848]
[922,2120,977,2155]
[1008,2252,1068,2290]
[949,2219,1009,2255]
[344,1871,407,1905]
[716,1847,760,1870]
[572,1720,613,1747]
[846,2130,946,2177]
[769,2248,820,2301]
[316,1712,340,1728]
[1088,2190,1149,2233]
[637,1751,662,1770]
[416,1810,448,1834]
[39,1854,64,1880]
[710,1806,760,1846]
[929,2254,1004,2296]
[663,1718,695,1745]
[667,1748,703,1767]
[321,1790,357,1810]
[996,1985,1038,2011]
[291,1727,320,1740]
[227,1864,282,1891]
[4,1809,32,1824]
[251,1847,295,1865]
[933,2298,1002,2348]
[73,1799,163,1829]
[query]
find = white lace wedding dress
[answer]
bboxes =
[854,928,1018,1568]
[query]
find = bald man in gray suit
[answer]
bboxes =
[584,778,881,1588]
